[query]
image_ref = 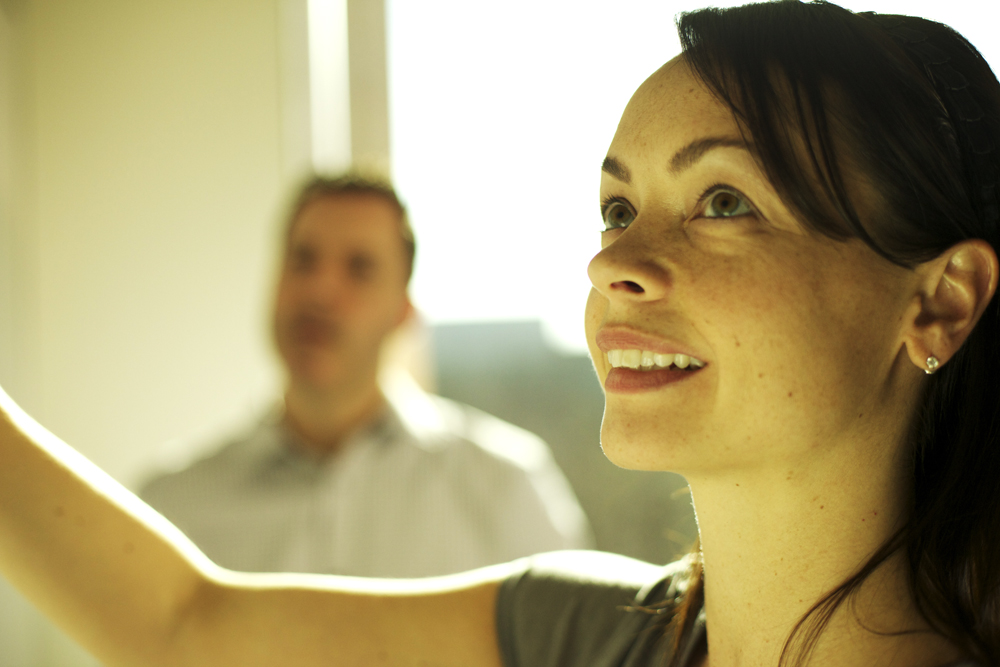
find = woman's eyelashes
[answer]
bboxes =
[700,185,754,219]
[600,185,755,232]
[601,196,635,230]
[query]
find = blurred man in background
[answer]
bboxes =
[141,174,591,577]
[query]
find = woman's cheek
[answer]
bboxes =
[584,288,607,372]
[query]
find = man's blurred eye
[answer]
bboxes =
[349,255,375,281]
[289,247,316,272]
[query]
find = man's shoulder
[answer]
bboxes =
[386,379,553,473]
[424,394,553,468]
[139,415,271,502]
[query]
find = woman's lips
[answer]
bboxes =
[595,328,698,357]
[595,326,709,393]
[604,366,704,393]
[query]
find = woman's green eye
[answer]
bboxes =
[603,201,635,229]
[705,189,752,218]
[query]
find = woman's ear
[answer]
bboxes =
[903,239,998,373]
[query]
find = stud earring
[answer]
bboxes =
[925,356,940,375]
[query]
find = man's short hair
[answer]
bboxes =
[283,173,416,283]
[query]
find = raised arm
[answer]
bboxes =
[0,386,506,667]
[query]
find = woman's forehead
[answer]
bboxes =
[609,58,741,165]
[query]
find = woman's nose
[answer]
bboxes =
[587,233,671,302]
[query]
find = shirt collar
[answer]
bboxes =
[247,400,399,473]
[379,368,453,450]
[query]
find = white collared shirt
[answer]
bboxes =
[140,378,592,577]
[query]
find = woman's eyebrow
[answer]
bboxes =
[603,136,752,185]
[601,156,632,184]
[669,136,750,174]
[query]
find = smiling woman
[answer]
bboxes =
[0,2,999,667]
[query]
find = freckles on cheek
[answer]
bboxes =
[709,264,811,391]
[700,263,786,331]
[585,290,607,327]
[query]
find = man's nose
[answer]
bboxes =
[301,266,349,305]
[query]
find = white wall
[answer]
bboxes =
[0,0,315,663]
[0,5,49,664]
[25,0,299,484]
[0,0,39,412]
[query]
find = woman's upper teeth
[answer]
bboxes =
[606,349,705,370]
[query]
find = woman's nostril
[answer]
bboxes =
[613,280,644,294]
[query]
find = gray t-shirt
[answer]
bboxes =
[496,551,703,667]
[496,551,986,667]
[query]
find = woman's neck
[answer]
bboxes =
[686,442,961,667]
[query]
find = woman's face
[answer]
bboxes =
[585,58,921,476]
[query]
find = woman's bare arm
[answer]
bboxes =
[0,387,506,667]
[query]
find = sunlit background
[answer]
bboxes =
[0,0,996,664]
[390,0,1000,352]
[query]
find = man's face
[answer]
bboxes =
[273,193,411,393]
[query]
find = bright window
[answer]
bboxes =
[388,0,997,352]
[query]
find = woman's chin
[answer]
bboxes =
[599,421,696,472]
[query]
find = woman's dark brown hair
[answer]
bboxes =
[661,1,1000,664]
